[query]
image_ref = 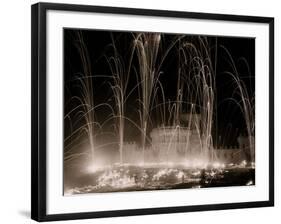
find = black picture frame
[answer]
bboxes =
[31,2,274,222]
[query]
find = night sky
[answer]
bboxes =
[64,29,255,148]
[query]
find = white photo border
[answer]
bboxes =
[45,9,270,215]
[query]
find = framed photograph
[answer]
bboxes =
[31,2,274,222]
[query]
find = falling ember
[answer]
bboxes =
[63,29,255,194]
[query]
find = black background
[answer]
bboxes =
[64,29,255,148]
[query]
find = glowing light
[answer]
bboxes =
[239,160,247,168]
[176,171,185,180]
[98,169,136,188]
[212,162,225,169]
[191,170,201,177]
[246,180,253,186]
